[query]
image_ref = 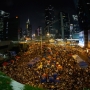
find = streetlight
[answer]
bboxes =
[40,34,42,55]
[86,48,88,56]
[47,32,50,36]
[47,32,50,43]
[39,27,42,55]
[32,34,35,40]
[33,34,35,37]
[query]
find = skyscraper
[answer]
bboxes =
[35,26,42,37]
[45,5,55,37]
[59,12,70,39]
[8,16,20,41]
[77,0,90,47]
[0,10,10,41]
[26,18,32,39]
[77,0,90,30]
[73,0,79,9]
[71,15,81,39]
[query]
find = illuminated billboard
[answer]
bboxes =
[79,30,90,48]
[79,31,84,47]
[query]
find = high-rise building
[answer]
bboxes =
[18,27,22,40]
[77,0,90,30]
[26,18,32,39]
[77,0,90,47]
[71,15,81,39]
[59,12,70,39]
[45,5,55,37]
[8,16,20,41]
[35,26,42,37]
[73,0,79,9]
[0,10,10,41]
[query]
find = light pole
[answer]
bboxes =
[44,19,60,37]
[40,34,42,55]
[39,27,42,55]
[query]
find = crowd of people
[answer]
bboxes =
[0,42,90,90]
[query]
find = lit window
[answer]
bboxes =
[16,16,18,18]
[79,12,81,14]
[27,25,28,28]
[1,11,5,15]
[6,31,8,34]
[63,16,65,17]
[87,3,90,4]
[82,20,83,23]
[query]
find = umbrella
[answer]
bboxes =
[49,76,54,83]
[55,77,60,83]
[79,61,88,68]
[57,65,62,70]
[52,73,58,79]
[42,73,47,78]
[47,55,52,59]
[2,62,8,66]
[42,58,45,61]
[28,62,35,67]
[41,77,47,83]
[10,60,14,64]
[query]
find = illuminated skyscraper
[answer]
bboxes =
[26,18,32,38]
[45,5,55,37]
[35,26,42,37]
[71,15,81,39]
[0,10,10,41]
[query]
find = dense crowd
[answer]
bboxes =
[0,42,90,90]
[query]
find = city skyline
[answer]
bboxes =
[0,0,77,32]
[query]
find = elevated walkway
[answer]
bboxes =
[0,41,11,46]
[0,41,11,52]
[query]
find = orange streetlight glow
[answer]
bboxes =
[16,16,18,18]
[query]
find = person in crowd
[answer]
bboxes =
[0,42,90,90]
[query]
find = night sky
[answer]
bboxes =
[0,0,77,32]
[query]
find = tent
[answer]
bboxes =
[10,51,16,56]
[72,54,88,68]
[28,62,35,68]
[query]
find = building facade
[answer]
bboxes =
[59,12,70,39]
[0,10,10,41]
[8,16,20,41]
[73,0,79,9]
[26,18,32,39]
[77,0,90,30]
[71,15,81,39]
[45,5,55,37]
[77,0,90,47]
